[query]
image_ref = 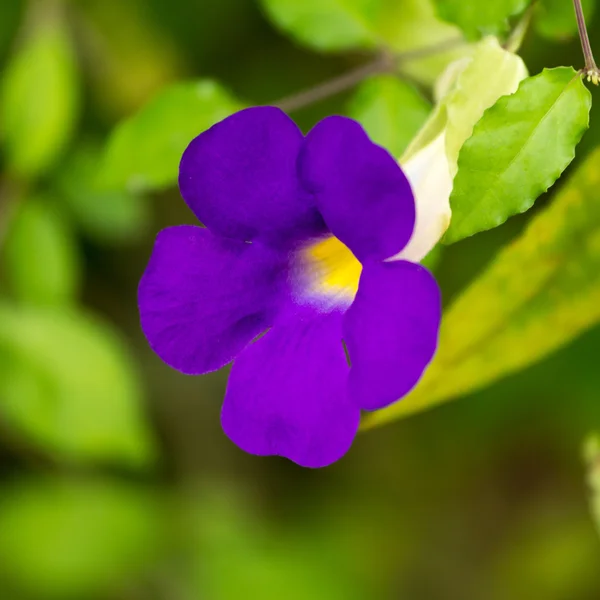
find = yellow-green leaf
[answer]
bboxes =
[363,146,600,429]
[1,19,80,178]
[585,435,600,537]
[3,198,80,307]
[0,478,164,599]
[0,305,157,467]
[55,144,149,243]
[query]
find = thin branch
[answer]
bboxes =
[275,53,395,113]
[274,37,465,113]
[395,36,465,64]
[0,177,23,248]
[573,0,599,83]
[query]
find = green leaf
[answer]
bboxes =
[347,75,430,157]
[1,18,80,178]
[536,0,596,40]
[99,80,243,192]
[443,37,527,176]
[0,478,164,598]
[445,67,591,244]
[260,0,467,85]
[3,198,80,307]
[363,146,600,429]
[259,0,381,51]
[433,0,530,38]
[55,144,149,243]
[0,305,157,467]
[402,37,527,167]
[378,0,469,85]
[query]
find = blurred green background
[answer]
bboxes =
[1,0,600,598]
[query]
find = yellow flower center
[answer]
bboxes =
[304,236,362,298]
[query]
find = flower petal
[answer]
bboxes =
[179,106,325,245]
[396,131,452,263]
[221,308,359,468]
[298,116,415,262]
[139,226,286,375]
[343,260,441,411]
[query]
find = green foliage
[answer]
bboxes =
[260,0,467,85]
[3,198,80,307]
[585,435,600,537]
[347,75,430,157]
[487,508,600,600]
[443,37,527,176]
[536,0,596,40]
[0,305,156,467]
[1,18,80,178]
[364,146,600,428]
[0,0,23,61]
[55,144,149,243]
[379,0,469,85]
[445,67,591,244]
[259,0,381,51]
[183,487,364,600]
[403,37,527,167]
[0,478,164,598]
[2,1,600,598]
[100,80,242,192]
[432,0,531,38]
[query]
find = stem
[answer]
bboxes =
[275,54,395,113]
[0,177,23,248]
[573,0,599,83]
[274,37,464,113]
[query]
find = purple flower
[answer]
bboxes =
[138,107,441,468]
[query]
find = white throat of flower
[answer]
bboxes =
[392,131,452,264]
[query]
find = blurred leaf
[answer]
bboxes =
[403,38,526,166]
[182,486,364,600]
[432,0,530,38]
[79,0,182,117]
[585,435,600,537]
[260,0,467,85]
[445,67,591,244]
[0,478,164,599]
[100,80,242,192]
[363,146,600,428]
[0,18,80,178]
[3,198,80,307]
[55,144,149,243]
[536,0,596,40]
[347,75,430,157]
[0,305,157,467]
[489,506,600,600]
[379,0,469,85]
[259,0,380,51]
[0,0,24,62]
